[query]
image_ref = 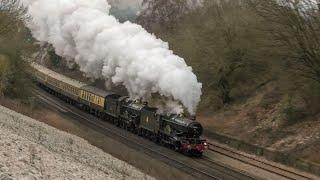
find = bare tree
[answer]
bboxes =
[137,0,198,31]
[0,0,34,99]
[0,0,27,35]
[249,0,320,83]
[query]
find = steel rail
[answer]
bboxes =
[207,142,313,180]
[198,156,259,180]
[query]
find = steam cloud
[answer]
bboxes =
[22,0,202,115]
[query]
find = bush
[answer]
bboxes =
[48,45,62,67]
[0,0,35,100]
[0,55,10,96]
[1,53,33,99]
[281,95,308,124]
[259,88,282,109]
[299,81,320,116]
[283,107,307,124]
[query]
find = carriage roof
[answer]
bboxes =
[31,63,87,88]
[80,85,115,97]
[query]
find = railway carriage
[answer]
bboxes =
[79,85,110,115]
[32,63,85,103]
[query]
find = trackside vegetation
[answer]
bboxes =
[0,0,34,100]
[137,0,320,123]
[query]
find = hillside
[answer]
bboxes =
[199,82,320,165]
[34,0,320,166]
[136,0,320,165]
[0,105,153,180]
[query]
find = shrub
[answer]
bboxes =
[281,94,308,124]
[0,0,35,100]
[259,88,282,109]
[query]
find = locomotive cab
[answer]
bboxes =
[187,121,203,138]
[119,99,144,130]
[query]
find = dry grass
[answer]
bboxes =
[198,81,320,164]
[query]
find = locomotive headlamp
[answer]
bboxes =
[203,142,208,149]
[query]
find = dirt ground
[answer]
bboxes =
[197,83,320,165]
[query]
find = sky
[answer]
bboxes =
[108,0,142,10]
[108,0,143,22]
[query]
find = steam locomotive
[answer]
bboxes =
[32,63,207,156]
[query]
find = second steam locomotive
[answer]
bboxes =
[32,63,207,156]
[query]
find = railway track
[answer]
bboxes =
[34,88,255,180]
[207,142,314,180]
[33,87,317,180]
[196,155,258,180]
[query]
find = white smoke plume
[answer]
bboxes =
[22,0,202,115]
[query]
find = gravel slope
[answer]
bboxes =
[0,105,154,180]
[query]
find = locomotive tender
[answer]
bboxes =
[32,63,207,156]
